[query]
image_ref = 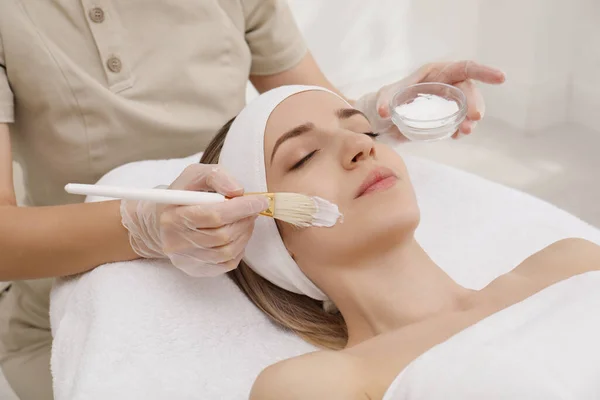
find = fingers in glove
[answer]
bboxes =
[170,164,244,197]
[172,195,268,229]
[169,226,253,265]
[202,166,245,197]
[198,228,253,264]
[459,119,478,135]
[428,61,506,85]
[164,216,256,253]
[455,80,485,121]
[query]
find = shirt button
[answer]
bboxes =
[89,7,105,23]
[106,57,122,73]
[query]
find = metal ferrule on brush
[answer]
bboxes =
[257,193,275,218]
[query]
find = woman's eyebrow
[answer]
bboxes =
[270,122,315,165]
[336,108,369,122]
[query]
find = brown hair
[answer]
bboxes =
[199,118,348,350]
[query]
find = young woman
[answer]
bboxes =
[199,85,600,399]
[0,0,503,394]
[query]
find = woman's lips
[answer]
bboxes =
[355,167,398,198]
[359,175,398,197]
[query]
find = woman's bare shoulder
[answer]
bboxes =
[249,350,371,400]
[514,238,600,281]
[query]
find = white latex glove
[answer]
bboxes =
[354,60,506,140]
[120,164,268,277]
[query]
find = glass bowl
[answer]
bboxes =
[390,82,467,142]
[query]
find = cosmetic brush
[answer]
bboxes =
[64,183,342,228]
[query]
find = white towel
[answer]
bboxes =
[50,152,600,400]
[384,271,600,399]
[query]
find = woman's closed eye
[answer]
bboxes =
[290,150,319,171]
[289,132,380,171]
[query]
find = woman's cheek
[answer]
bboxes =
[291,226,349,268]
[286,173,333,200]
[378,146,409,176]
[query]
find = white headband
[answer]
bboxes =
[219,85,350,301]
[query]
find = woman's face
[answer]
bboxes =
[264,90,419,278]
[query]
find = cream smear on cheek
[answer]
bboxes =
[311,196,343,227]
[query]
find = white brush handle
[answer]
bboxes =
[65,183,226,205]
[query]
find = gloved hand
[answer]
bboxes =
[120,164,268,277]
[354,60,506,140]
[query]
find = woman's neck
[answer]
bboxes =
[320,238,475,346]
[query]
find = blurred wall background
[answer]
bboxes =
[286,0,599,133]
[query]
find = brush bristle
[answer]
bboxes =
[272,193,341,228]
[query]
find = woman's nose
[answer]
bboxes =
[341,134,376,170]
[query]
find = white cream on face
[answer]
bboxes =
[311,196,343,227]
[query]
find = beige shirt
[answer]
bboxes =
[0,0,307,206]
